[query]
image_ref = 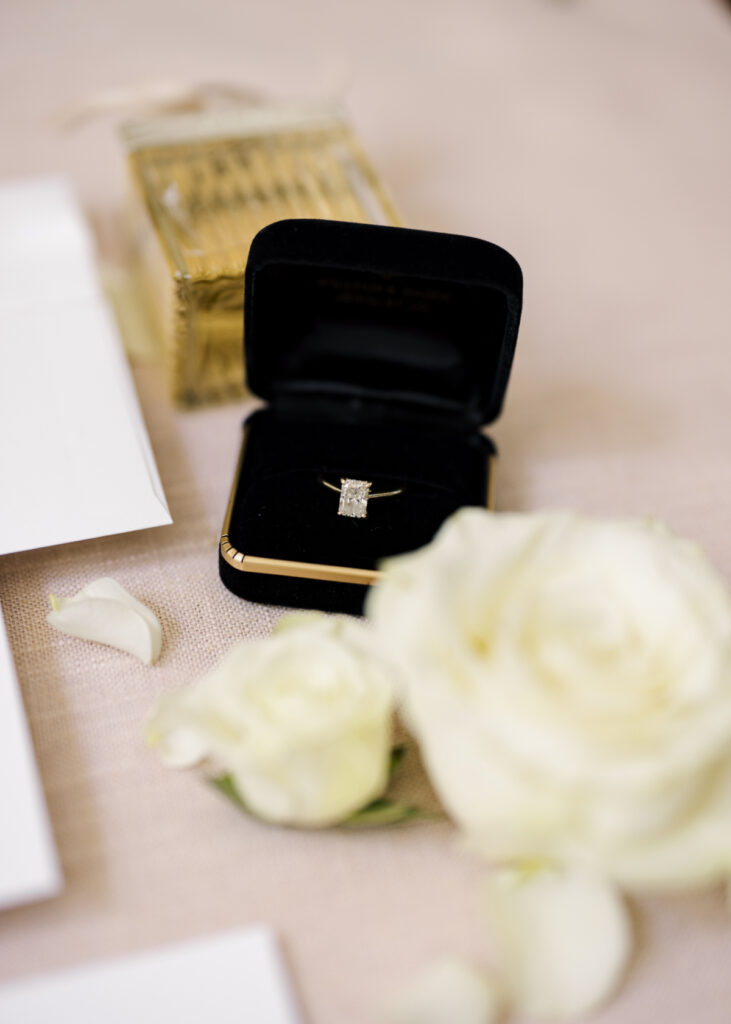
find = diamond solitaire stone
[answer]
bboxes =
[338,478,371,518]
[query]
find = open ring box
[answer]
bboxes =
[219,219,522,614]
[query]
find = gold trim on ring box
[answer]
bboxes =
[219,426,381,586]
[219,429,495,587]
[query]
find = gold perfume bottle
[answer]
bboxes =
[123,103,400,406]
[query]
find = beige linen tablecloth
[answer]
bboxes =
[1,1,730,1021]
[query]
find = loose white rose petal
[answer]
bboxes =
[273,612,325,634]
[483,867,632,1020]
[387,958,505,1024]
[47,577,162,664]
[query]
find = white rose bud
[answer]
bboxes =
[368,509,731,890]
[146,615,394,828]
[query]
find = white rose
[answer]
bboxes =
[146,615,394,827]
[368,509,731,889]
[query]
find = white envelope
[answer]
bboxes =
[0,926,304,1024]
[0,176,171,556]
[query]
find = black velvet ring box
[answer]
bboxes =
[219,219,522,615]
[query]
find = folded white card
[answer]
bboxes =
[0,926,303,1024]
[0,176,171,556]
[0,601,62,909]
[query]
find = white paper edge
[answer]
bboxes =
[0,925,303,1024]
[0,602,63,910]
[100,299,172,522]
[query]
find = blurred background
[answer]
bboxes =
[3,0,730,562]
[1,3,731,1022]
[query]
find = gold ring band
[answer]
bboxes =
[319,478,404,499]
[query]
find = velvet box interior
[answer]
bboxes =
[220,219,522,614]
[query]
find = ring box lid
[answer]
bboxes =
[244,219,522,427]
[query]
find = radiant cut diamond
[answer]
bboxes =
[338,478,371,518]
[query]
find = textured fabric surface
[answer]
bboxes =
[1,1,731,1022]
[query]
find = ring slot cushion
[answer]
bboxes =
[220,219,522,614]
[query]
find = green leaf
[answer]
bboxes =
[210,761,439,830]
[389,743,407,778]
[343,797,437,829]
[210,773,249,812]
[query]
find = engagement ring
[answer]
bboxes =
[319,477,404,519]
